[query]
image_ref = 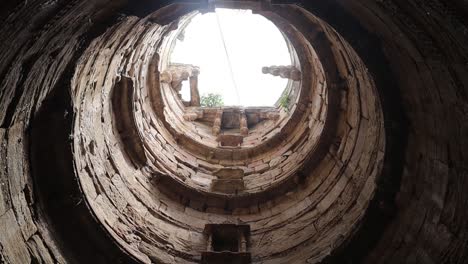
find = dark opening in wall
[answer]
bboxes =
[203,224,251,264]
[212,228,239,252]
[30,76,138,264]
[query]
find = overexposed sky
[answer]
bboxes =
[171,8,291,107]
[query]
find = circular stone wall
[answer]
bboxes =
[71,3,385,263]
[3,0,468,264]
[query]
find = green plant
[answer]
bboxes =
[201,93,224,107]
[279,93,291,112]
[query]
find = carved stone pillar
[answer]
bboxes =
[207,234,213,252]
[262,65,301,81]
[190,68,200,106]
[239,111,248,136]
[239,231,247,252]
[212,110,223,136]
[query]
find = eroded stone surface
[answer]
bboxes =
[0,0,467,264]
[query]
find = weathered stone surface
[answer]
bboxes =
[0,129,10,217]
[0,210,31,264]
[0,0,467,264]
[27,234,55,264]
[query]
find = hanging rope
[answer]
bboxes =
[215,11,241,105]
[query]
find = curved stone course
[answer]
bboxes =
[0,0,466,264]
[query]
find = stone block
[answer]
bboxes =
[0,210,31,264]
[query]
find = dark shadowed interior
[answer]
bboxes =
[0,1,467,263]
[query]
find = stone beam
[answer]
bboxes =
[262,65,301,81]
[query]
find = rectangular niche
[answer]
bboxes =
[201,224,251,264]
[211,169,245,194]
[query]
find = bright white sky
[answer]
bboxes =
[170,8,291,107]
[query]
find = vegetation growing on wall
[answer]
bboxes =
[201,93,224,107]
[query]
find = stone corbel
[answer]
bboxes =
[262,65,302,81]
[183,110,204,121]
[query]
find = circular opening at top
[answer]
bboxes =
[170,8,293,107]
